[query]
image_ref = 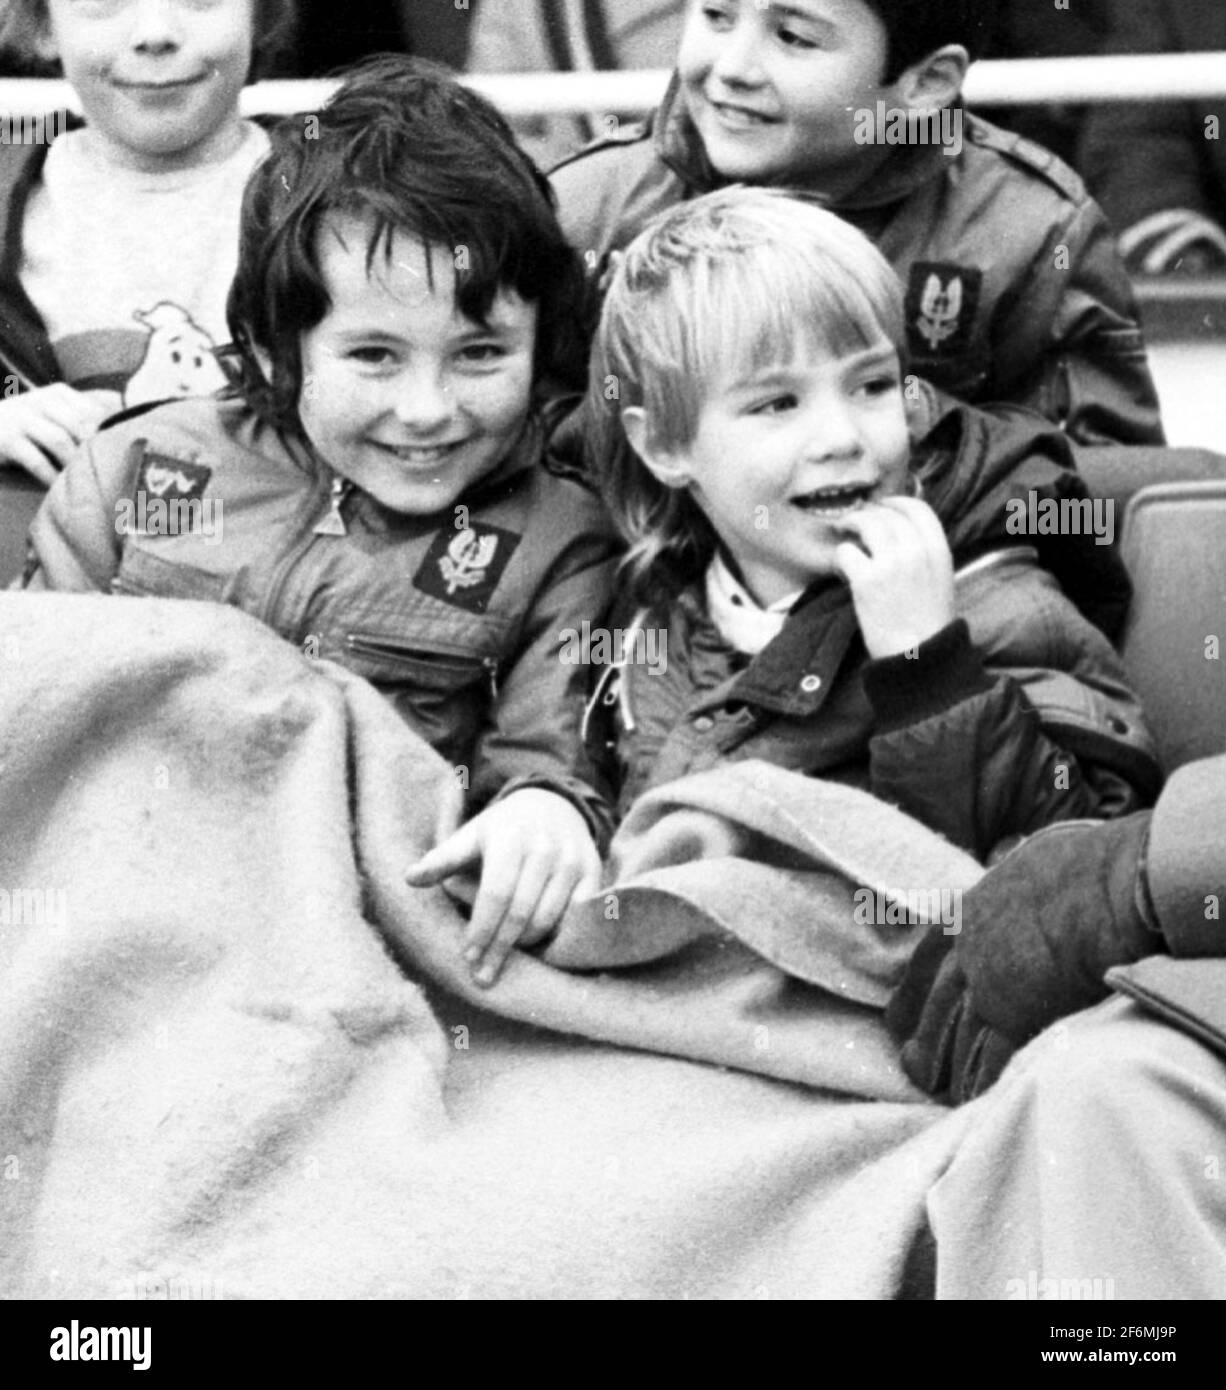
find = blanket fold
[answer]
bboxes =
[0,593,985,1299]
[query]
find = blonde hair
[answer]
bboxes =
[587,186,907,604]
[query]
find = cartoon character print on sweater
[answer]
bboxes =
[123,302,227,407]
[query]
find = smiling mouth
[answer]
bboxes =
[374,440,465,467]
[114,76,207,92]
[791,481,879,517]
[706,97,779,128]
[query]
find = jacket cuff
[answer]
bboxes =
[491,774,614,856]
[862,619,994,734]
[1143,756,1226,956]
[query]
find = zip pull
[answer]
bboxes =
[483,655,500,700]
[313,477,351,536]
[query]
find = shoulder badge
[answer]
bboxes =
[413,523,521,614]
[124,445,213,537]
[905,262,982,358]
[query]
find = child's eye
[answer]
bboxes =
[458,343,508,365]
[701,3,735,31]
[777,26,820,51]
[749,393,799,415]
[348,347,396,367]
[859,375,901,399]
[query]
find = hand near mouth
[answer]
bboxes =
[831,495,955,658]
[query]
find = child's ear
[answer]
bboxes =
[621,407,692,489]
[894,44,968,112]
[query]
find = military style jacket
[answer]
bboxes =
[23,395,620,839]
[585,402,1161,861]
[551,77,1165,448]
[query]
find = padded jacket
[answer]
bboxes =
[586,402,1161,860]
[551,77,1165,448]
[22,395,620,840]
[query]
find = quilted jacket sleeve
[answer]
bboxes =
[863,555,1160,862]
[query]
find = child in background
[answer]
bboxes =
[24,56,618,987]
[554,0,1164,450]
[585,187,1157,862]
[0,0,293,485]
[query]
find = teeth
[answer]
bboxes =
[382,443,458,463]
[794,485,872,509]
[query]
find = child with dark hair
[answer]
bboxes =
[24,55,619,988]
[553,0,1164,450]
[0,0,298,485]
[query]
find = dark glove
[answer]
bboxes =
[957,814,1160,1043]
[886,928,1017,1104]
[887,812,1161,1103]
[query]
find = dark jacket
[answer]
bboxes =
[551,77,1165,447]
[23,395,620,841]
[587,402,1160,859]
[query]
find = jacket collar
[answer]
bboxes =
[652,71,958,215]
[674,571,862,719]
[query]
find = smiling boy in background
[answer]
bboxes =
[553,0,1163,450]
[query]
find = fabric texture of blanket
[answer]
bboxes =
[0,593,993,1299]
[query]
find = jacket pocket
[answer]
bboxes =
[344,634,497,768]
[111,546,228,603]
[344,634,497,694]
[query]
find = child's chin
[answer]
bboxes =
[373,486,454,517]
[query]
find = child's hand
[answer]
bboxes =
[832,496,955,658]
[0,385,118,485]
[405,788,601,988]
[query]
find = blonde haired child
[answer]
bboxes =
[586,187,1157,857]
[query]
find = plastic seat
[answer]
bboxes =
[1119,479,1226,770]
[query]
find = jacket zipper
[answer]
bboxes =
[345,636,501,701]
[260,474,352,636]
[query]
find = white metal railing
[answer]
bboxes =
[0,53,1224,119]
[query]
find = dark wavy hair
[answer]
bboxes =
[0,0,298,79]
[225,54,587,436]
[867,0,998,81]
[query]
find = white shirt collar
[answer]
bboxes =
[704,552,804,655]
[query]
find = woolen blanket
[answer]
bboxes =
[0,592,988,1299]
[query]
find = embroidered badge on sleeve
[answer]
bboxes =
[123,449,215,538]
[905,262,982,359]
[413,523,521,613]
